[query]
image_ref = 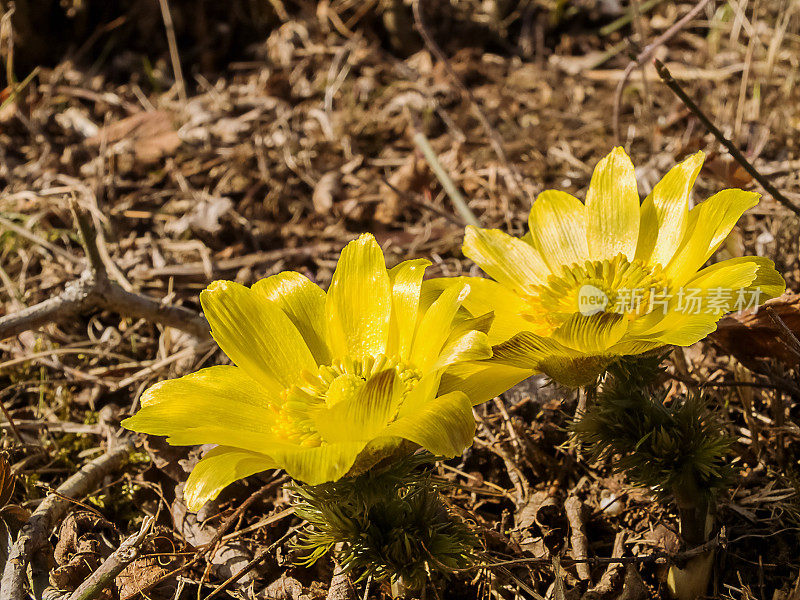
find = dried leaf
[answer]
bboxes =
[710,292,800,368]
[87,110,182,163]
[0,455,13,508]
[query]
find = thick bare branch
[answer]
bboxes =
[0,207,211,342]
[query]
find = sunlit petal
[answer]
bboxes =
[326,233,392,360]
[201,281,316,395]
[184,446,277,512]
[636,151,704,267]
[585,147,640,260]
[528,190,588,271]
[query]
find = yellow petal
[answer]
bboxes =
[325,234,392,360]
[490,331,573,370]
[606,339,663,356]
[410,282,470,371]
[663,189,759,287]
[269,441,367,485]
[585,147,640,260]
[463,226,549,291]
[312,369,401,443]
[184,446,277,512]
[448,310,494,339]
[201,280,316,396]
[382,390,475,457]
[422,277,532,345]
[636,151,704,267]
[439,361,534,405]
[551,312,628,353]
[387,258,431,360]
[688,256,785,304]
[121,366,283,453]
[627,257,773,344]
[488,324,618,387]
[433,330,493,370]
[252,272,330,366]
[746,257,786,301]
[633,257,786,340]
[538,354,614,387]
[528,190,588,272]
[636,312,720,346]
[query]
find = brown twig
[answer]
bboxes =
[654,59,800,218]
[120,476,286,600]
[0,440,135,600]
[0,204,210,342]
[202,526,301,600]
[411,0,525,199]
[612,0,714,145]
[67,516,155,600]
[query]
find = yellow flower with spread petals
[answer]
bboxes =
[123,234,492,511]
[431,148,785,396]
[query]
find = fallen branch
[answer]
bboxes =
[67,515,155,600]
[0,203,210,342]
[0,440,135,600]
[654,59,800,218]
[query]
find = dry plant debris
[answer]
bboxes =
[1,1,800,599]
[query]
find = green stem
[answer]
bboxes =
[674,488,710,548]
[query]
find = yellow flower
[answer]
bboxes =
[123,234,491,511]
[431,148,785,395]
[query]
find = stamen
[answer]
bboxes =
[521,254,669,333]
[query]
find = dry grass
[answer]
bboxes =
[1,1,800,598]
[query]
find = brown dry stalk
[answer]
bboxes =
[612,0,714,145]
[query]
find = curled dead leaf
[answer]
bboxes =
[710,292,800,369]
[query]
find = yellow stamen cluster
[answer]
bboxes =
[526,254,668,331]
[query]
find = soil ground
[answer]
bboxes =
[1,1,800,599]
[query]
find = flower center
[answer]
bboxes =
[271,355,421,447]
[521,254,668,333]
